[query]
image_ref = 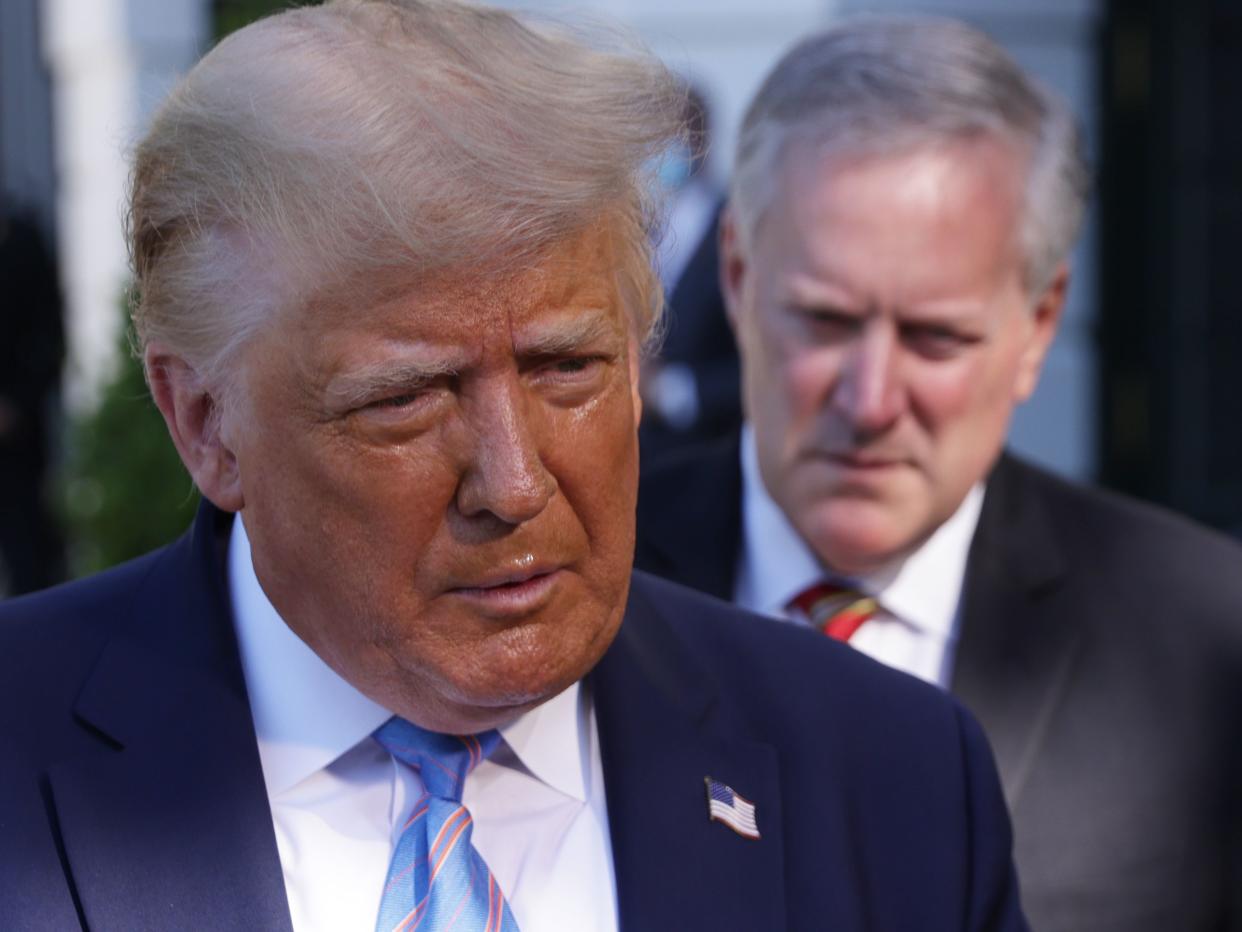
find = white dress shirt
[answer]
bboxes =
[228,516,618,932]
[734,425,984,687]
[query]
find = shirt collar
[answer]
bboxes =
[498,681,588,803]
[737,424,985,637]
[737,423,826,618]
[228,514,589,803]
[229,514,392,798]
[875,482,983,638]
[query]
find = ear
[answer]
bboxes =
[1013,263,1070,402]
[718,206,748,337]
[146,344,245,512]
[628,334,643,426]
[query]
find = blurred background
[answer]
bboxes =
[0,0,1238,594]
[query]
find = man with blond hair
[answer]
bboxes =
[0,2,1027,930]
[637,15,1242,931]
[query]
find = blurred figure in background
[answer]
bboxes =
[637,16,1242,931]
[640,83,741,464]
[0,205,65,595]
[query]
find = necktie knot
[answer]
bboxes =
[373,717,501,802]
[372,717,518,931]
[787,581,878,641]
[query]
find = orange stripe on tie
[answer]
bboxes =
[430,812,473,883]
[403,799,431,830]
[428,806,468,860]
[383,859,416,897]
[438,882,474,931]
[392,898,427,932]
[458,733,482,771]
[421,754,463,788]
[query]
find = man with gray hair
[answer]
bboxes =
[637,15,1242,932]
[0,1,1029,930]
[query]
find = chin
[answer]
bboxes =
[803,504,922,576]
[461,630,605,709]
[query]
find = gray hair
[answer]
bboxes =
[128,0,683,396]
[731,15,1090,293]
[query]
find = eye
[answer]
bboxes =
[369,391,424,409]
[550,357,596,374]
[792,305,861,340]
[357,380,448,421]
[903,325,974,358]
[527,353,611,405]
[537,355,607,379]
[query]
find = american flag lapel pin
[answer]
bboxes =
[704,776,761,840]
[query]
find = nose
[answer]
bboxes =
[831,322,904,436]
[455,377,557,526]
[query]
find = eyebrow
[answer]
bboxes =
[515,309,621,356]
[323,357,462,409]
[786,279,991,323]
[898,301,992,324]
[322,310,623,409]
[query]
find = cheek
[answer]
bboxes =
[245,420,454,600]
[908,341,1027,436]
[908,364,979,430]
[551,382,639,516]
[784,350,839,418]
[907,353,1022,489]
[742,310,825,418]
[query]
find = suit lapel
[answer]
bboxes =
[636,434,743,601]
[952,455,1080,806]
[51,505,293,932]
[591,573,785,932]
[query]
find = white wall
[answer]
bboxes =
[42,0,208,411]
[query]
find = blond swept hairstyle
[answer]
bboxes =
[128,0,683,393]
[731,15,1090,293]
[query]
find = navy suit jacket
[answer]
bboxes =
[0,502,1027,930]
[636,436,1242,932]
[639,204,742,465]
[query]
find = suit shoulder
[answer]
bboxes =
[0,543,194,762]
[0,549,167,640]
[629,571,966,732]
[1005,456,1242,585]
[0,549,169,701]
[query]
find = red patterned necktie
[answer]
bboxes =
[787,582,879,641]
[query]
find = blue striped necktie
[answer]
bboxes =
[372,717,521,932]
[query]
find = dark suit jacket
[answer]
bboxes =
[636,435,1242,932]
[0,501,1026,931]
[639,204,742,465]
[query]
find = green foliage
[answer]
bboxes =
[59,326,198,576]
[214,0,317,40]
[56,0,324,576]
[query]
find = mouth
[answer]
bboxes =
[823,451,909,470]
[448,564,565,616]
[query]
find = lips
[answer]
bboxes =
[446,560,567,617]
[451,556,561,590]
[824,451,909,469]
